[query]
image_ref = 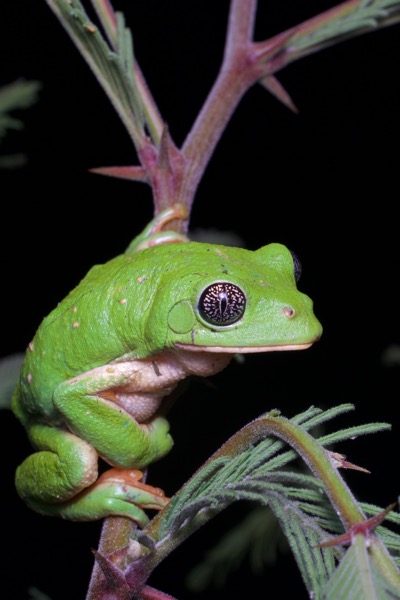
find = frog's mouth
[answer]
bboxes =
[174,342,315,353]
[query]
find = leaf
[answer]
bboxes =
[288,0,400,56]
[0,80,41,167]
[267,493,343,596]
[140,405,400,599]
[43,0,156,147]
[185,506,287,591]
[152,406,390,542]
[0,80,41,140]
[0,353,24,409]
[322,535,400,599]
[28,587,53,600]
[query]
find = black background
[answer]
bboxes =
[1,1,399,599]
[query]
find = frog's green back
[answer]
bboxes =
[18,251,160,417]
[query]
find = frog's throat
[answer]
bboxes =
[174,342,314,353]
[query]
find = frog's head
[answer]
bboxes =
[145,241,322,355]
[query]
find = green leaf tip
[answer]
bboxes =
[0,80,41,142]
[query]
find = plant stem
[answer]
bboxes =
[238,414,400,589]
[143,412,400,590]
[179,0,260,209]
[89,0,164,145]
[90,0,117,47]
[86,517,134,600]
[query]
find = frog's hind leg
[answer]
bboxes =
[15,423,169,524]
[15,422,98,507]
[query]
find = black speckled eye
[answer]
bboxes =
[198,282,246,326]
[290,250,302,282]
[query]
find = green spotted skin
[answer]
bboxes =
[12,233,322,523]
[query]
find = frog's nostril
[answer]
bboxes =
[283,306,295,318]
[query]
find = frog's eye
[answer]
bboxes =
[290,250,302,282]
[198,282,246,326]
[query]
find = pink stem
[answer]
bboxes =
[179,0,260,210]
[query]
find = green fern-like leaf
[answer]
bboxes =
[0,80,41,141]
[185,506,287,592]
[323,535,400,599]
[144,405,399,598]
[290,0,400,54]
[0,80,41,168]
[0,353,24,409]
[44,0,154,147]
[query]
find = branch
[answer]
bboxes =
[253,0,400,71]
[43,0,400,218]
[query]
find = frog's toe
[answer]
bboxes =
[144,416,174,460]
[96,467,170,510]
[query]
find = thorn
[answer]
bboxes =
[92,548,131,592]
[253,29,294,62]
[259,75,298,113]
[140,585,179,600]
[317,503,397,549]
[328,451,371,474]
[89,165,148,182]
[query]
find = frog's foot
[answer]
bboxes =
[27,467,169,525]
[96,467,170,511]
[126,204,189,253]
[70,467,168,523]
[25,468,169,527]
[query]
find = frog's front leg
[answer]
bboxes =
[54,361,174,469]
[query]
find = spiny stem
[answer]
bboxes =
[224,0,258,55]
[180,0,259,209]
[140,586,178,600]
[86,517,134,600]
